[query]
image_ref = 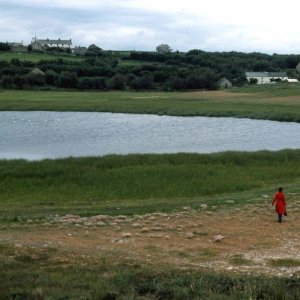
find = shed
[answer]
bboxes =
[28,68,45,76]
[218,77,232,88]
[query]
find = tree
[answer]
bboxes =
[0,42,11,51]
[85,44,103,57]
[59,72,78,88]
[1,75,13,88]
[108,74,127,90]
[156,43,172,53]
[45,70,58,86]
[77,77,93,89]
[166,76,185,90]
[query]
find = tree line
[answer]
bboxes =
[0,44,299,91]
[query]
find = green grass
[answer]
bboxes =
[1,85,300,122]
[0,51,82,62]
[1,258,300,300]
[1,150,300,220]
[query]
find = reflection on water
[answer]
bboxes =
[1,111,300,160]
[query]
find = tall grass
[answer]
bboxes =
[1,258,299,299]
[1,150,300,219]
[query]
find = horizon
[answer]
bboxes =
[1,0,300,55]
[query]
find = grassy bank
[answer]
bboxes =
[1,259,299,300]
[1,84,300,122]
[1,150,300,220]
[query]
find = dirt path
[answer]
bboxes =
[1,195,300,277]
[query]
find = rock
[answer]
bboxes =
[186,233,194,239]
[200,204,208,209]
[96,221,105,226]
[150,226,163,231]
[183,206,192,211]
[140,227,150,233]
[121,233,132,238]
[225,200,235,204]
[213,235,224,242]
[112,233,132,243]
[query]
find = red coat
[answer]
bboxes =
[272,192,286,214]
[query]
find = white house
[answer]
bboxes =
[245,72,288,84]
[218,77,232,88]
[31,37,72,50]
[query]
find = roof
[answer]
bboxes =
[28,68,45,76]
[245,72,268,77]
[245,72,288,78]
[268,72,288,78]
[39,39,72,45]
[33,38,72,46]
[217,78,232,84]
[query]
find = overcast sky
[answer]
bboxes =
[1,0,300,54]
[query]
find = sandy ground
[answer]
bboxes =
[1,194,300,277]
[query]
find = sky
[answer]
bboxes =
[1,0,300,54]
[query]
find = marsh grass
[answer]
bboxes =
[1,150,300,220]
[1,259,300,299]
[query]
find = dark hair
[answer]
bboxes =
[279,187,283,192]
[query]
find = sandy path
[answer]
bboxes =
[1,196,300,277]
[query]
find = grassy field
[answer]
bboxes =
[1,84,300,122]
[0,51,82,62]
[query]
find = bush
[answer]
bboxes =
[1,75,13,88]
[92,77,107,89]
[0,42,11,51]
[77,77,93,89]
[58,71,78,88]
[166,76,185,90]
[45,70,59,86]
[108,73,127,90]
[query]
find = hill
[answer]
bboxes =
[1,48,300,91]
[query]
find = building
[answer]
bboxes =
[245,72,288,84]
[286,78,299,83]
[31,37,72,51]
[9,41,27,52]
[72,46,87,55]
[217,77,232,88]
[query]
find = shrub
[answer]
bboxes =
[108,73,127,90]
[58,71,78,88]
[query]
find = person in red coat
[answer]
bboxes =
[272,187,286,223]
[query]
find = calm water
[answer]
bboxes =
[1,111,300,160]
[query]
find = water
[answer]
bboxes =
[1,111,300,160]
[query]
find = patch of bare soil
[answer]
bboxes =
[185,91,255,99]
[1,195,300,277]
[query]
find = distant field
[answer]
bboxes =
[1,84,300,122]
[0,51,82,62]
